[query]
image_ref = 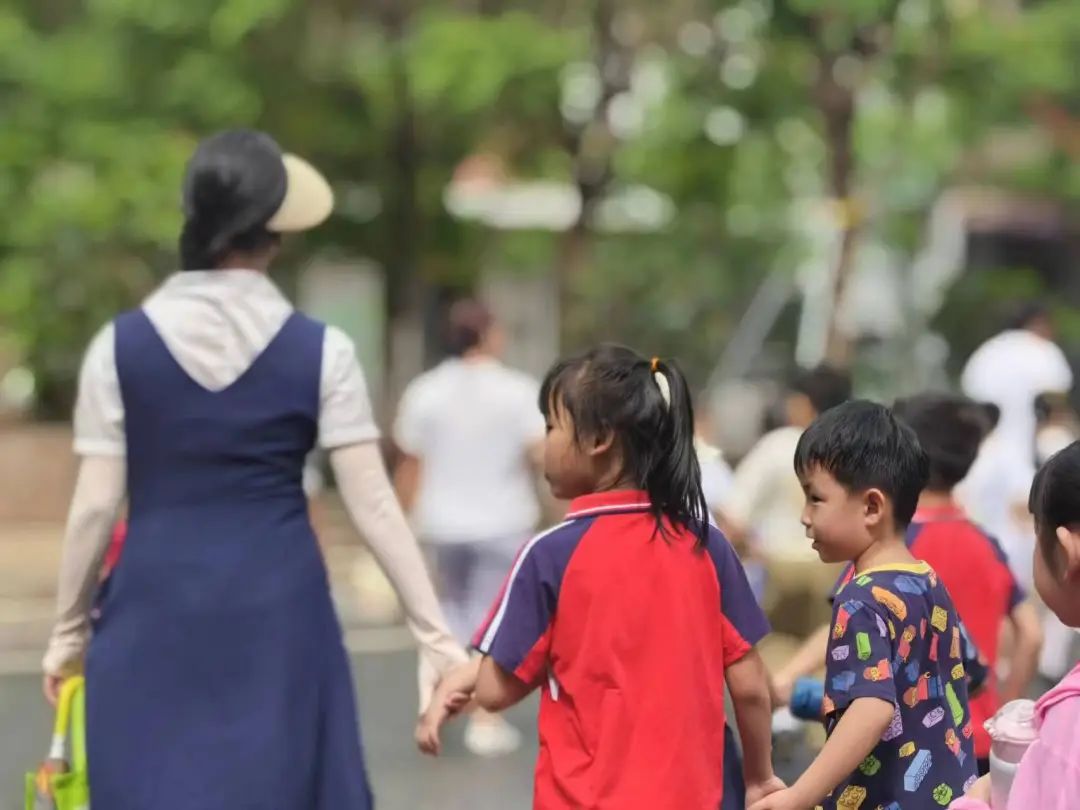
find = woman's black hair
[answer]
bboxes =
[1029,441,1080,574]
[180,222,280,271]
[539,344,709,546]
[179,129,287,270]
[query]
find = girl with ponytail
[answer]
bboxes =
[417,344,783,810]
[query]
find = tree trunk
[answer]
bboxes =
[552,0,623,349]
[817,53,859,370]
[378,0,432,402]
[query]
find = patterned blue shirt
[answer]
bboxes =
[821,562,978,809]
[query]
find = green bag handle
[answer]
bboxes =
[51,676,86,775]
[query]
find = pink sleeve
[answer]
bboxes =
[949,800,989,810]
[1004,737,1080,810]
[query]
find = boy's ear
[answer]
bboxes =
[863,487,886,527]
[587,427,616,458]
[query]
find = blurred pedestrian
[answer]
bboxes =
[721,365,851,639]
[959,302,1073,589]
[393,298,544,756]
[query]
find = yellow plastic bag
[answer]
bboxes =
[25,676,89,810]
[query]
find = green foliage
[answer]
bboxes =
[1,0,1078,417]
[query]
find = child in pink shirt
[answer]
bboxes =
[952,441,1080,809]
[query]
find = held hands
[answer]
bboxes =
[747,785,815,810]
[415,690,472,756]
[745,776,789,806]
[415,657,482,756]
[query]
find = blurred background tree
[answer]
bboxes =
[0,0,1077,419]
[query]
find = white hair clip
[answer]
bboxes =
[650,357,671,408]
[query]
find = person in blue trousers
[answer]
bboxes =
[42,129,466,810]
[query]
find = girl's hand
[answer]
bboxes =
[415,691,472,756]
[43,673,64,706]
[964,774,992,802]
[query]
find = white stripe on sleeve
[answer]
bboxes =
[479,521,572,652]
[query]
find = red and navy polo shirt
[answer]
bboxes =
[473,490,769,810]
[832,503,1024,759]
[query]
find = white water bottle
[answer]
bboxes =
[985,699,1038,810]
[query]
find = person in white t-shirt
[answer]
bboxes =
[721,365,851,639]
[961,303,1072,467]
[394,298,544,756]
[959,303,1074,589]
[959,303,1075,679]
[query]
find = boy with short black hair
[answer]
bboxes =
[775,394,1039,774]
[750,401,977,810]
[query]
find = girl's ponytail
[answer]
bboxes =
[647,358,710,547]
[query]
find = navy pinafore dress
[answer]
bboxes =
[85,309,373,810]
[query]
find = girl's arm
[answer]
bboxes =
[475,656,536,712]
[726,649,785,801]
[726,650,777,782]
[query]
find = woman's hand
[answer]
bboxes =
[43,673,65,706]
[417,644,470,714]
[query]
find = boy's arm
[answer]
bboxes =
[726,649,783,793]
[1000,600,1044,704]
[475,656,536,712]
[749,697,895,810]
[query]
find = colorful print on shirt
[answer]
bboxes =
[821,563,977,809]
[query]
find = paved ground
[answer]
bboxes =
[2,650,543,810]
